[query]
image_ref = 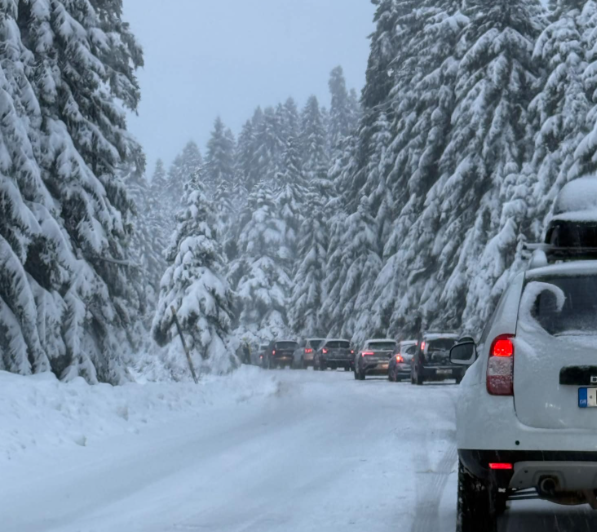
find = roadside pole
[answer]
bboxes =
[171,306,199,384]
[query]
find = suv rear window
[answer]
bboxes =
[403,345,417,355]
[275,342,298,350]
[368,341,396,350]
[528,275,597,336]
[325,341,350,349]
[426,339,456,352]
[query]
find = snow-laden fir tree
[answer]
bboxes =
[253,106,286,186]
[152,170,236,376]
[0,0,144,383]
[527,0,595,237]
[232,181,291,342]
[300,96,330,188]
[435,0,544,333]
[328,66,359,153]
[167,141,204,210]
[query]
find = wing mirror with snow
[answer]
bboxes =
[450,339,477,366]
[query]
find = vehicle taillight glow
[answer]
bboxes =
[305,348,313,354]
[492,338,514,358]
[489,463,513,470]
[362,351,375,356]
[395,355,404,363]
[272,350,276,355]
[351,350,354,354]
[421,341,426,351]
[487,335,515,396]
[322,348,328,354]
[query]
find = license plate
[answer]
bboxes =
[437,369,453,376]
[579,388,597,408]
[379,363,389,370]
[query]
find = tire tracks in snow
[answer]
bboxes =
[410,388,458,532]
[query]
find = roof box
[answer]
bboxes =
[545,175,597,254]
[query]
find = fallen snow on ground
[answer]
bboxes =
[0,365,278,462]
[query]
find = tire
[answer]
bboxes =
[358,370,366,381]
[414,368,424,385]
[457,460,498,532]
[344,366,350,372]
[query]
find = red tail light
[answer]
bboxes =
[322,348,328,354]
[272,350,276,355]
[395,355,404,363]
[489,463,513,470]
[421,341,426,351]
[351,350,354,354]
[305,348,313,354]
[487,335,514,396]
[362,351,374,356]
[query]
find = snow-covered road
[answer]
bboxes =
[2,370,597,532]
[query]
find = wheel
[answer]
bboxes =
[344,366,350,372]
[457,460,498,532]
[354,370,358,380]
[456,376,463,385]
[389,369,396,382]
[358,370,366,381]
[414,368,424,385]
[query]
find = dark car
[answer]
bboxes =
[264,340,298,369]
[354,339,397,380]
[411,333,464,385]
[314,339,354,371]
[293,338,326,369]
[388,340,417,382]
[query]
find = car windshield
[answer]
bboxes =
[325,341,350,348]
[368,341,396,350]
[527,275,597,337]
[310,339,324,350]
[275,342,298,350]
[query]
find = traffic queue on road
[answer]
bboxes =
[249,331,465,385]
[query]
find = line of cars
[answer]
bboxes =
[256,332,466,385]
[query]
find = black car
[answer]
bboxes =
[264,340,298,369]
[411,333,465,385]
[314,339,354,371]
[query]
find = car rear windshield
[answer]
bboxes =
[309,339,324,350]
[325,341,350,349]
[275,342,298,350]
[368,341,396,350]
[527,275,597,336]
[426,339,456,352]
[403,345,417,355]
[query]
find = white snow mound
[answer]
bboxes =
[0,366,278,462]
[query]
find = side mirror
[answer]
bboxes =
[450,340,477,366]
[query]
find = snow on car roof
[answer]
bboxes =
[526,260,597,280]
[400,340,417,345]
[554,175,597,217]
[323,338,351,343]
[365,338,397,343]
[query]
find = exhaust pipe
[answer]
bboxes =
[539,476,558,497]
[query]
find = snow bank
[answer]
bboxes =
[0,366,278,462]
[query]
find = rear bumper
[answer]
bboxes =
[421,365,465,380]
[460,449,597,491]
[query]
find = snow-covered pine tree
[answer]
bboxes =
[0,0,144,382]
[528,0,594,237]
[276,136,307,270]
[435,0,544,333]
[288,185,328,337]
[233,181,291,341]
[166,141,204,212]
[205,118,236,236]
[152,170,236,376]
[300,96,330,189]
[328,66,356,153]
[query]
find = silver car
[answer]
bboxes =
[354,339,397,380]
[388,340,417,382]
[293,338,325,368]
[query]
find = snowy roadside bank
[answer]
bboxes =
[0,366,278,462]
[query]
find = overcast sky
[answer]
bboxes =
[123,0,375,174]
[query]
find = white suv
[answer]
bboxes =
[451,260,597,531]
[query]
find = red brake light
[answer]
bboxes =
[322,348,328,354]
[305,348,313,354]
[395,355,404,363]
[421,341,426,351]
[351,350,354,354]
[362,351,374,356]
[487,335,515,396]
[489,463,513,470]
[272,350,276,355]
[492,338,514,358]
